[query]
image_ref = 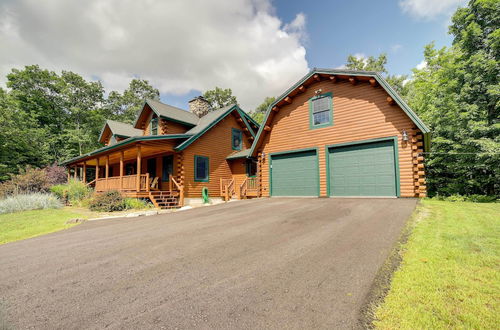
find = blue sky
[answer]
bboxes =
[161,0,464,109]
[1,0,466,111]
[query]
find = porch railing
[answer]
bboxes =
[220,178,235,201]
[240,177,259,199]
[95,174,150,192]
[169,175,184,207]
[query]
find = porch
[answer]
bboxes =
[220,177,259,201]
[67,141,185,209]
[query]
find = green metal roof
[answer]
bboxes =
[61,134,191,166]
[249,68,431,157]
[226,149,250,160]
[98,120,143,143]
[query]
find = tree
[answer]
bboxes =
[202,87,237,110]
[345,53,408,95]
[104,79,160,124]
[251,96,275,124]
[405,0,499,196]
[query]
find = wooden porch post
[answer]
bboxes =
[105,155,109,190]
[82,162,87,183]
[95,158,99,180]
[73,166,77,180]
[120,151,124,191]
[136,145,142,192]
[67,168,70,183]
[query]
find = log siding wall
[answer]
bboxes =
[182,113,253,198]
[257,80,425,198]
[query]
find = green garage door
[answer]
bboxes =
[329,140,397,196]
[271,150,318,196]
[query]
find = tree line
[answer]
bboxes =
[0,0,498,196]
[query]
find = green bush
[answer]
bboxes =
[430,194,498,203]
[123,198,152,210]
[88,191,125,212]
[0,167,51,198]
[0,193,62,214]
[50,179,91,205]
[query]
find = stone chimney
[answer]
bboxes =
[188,96,211,118]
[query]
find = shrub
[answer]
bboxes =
[50,179,91,205]
[123,198,153,210]
[45,164,68,186]
[88,191,125,212]
[0,193,62,214]
[466,195,498,203]
[0,167,50,197]
[430,194,498,203]
[445,194,467,202]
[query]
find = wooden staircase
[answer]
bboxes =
[149,191,180,209]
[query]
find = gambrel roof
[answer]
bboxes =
[249,68,431,157]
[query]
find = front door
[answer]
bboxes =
[162,155,174,181]
[147,158,157,178]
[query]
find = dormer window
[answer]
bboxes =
[232,128,242,150]
[150,117,158,135]
[309,92,333,129]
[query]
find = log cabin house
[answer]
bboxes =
[249,69,430,198]
[63,97,260,208]
[63,68,430,208]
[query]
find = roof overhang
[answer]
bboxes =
[61,134,191,166]
[249,68,431,156]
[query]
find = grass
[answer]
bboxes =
[374,200,500,329]
[0,207,91,245]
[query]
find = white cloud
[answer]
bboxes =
[399,0,467,20]
[0,0,309,110]
[391,44,403,52]
[416,60,427,70]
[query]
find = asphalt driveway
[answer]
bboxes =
[0,198,417,329]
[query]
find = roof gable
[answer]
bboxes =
[98,120,143,144]
[175,104,254,151]
[249,68,431,156]
[133,99,199,129]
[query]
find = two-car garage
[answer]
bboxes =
[269,138,399,197]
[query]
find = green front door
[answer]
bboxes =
[271,150,318,196]
[329,140,397,196]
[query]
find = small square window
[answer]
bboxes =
[310,93,333,128]
[194,156,209,182]
[232,128,242,150]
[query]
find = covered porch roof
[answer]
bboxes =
[62,134,190,166]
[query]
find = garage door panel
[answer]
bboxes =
[329,140,397,197]
[271,150,318,197]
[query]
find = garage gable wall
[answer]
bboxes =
[256,79,425,198]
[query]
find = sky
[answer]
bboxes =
[0,0,467,111]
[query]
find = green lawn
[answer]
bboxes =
[0,208,91,245]
[374,200,500,329]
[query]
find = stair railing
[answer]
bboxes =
[169,175,184,207]
[240,177,248,199]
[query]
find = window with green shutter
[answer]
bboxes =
[194,155,209,182]
[309,92,333,129]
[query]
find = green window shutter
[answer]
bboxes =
[232,128,242,150]
[309,92,333,129]
[194,155,209,182]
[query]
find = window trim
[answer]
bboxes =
[194,155,209,182]
[309,92,333,129]
[150,117,158,135]
[231,128,242,150]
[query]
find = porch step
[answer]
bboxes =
[149,191,180,210]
